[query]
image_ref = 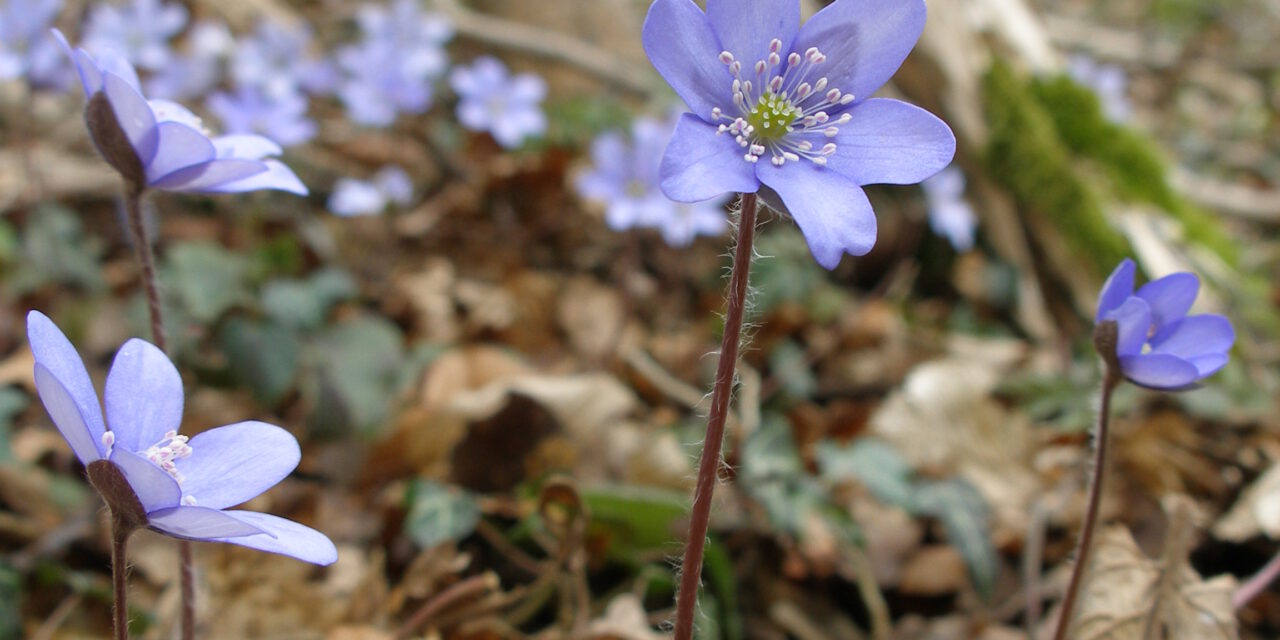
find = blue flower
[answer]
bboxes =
[327,166,414,217]
[642,0,956,269]
[82,0,187,73]
[921,167,977,251]
[231,18,335,101]
[1096,259,1235,390]
[336,0,451,127]
[577,115,729,246]
[57,31,306,195]
[1066,54,1131,124]
[27,311,337,565]
[145,20,232,101]
[208,86,316,148]
[0,0,66,86]
[450,56,546,149]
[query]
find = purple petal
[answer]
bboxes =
[33,364,103,464]
[706,0,799,65]
[1135,272,1198,330]
[177,421,301,510]
[52,29,99,95]
[658,114,758,201]
[144,122,216,186]
[1150,314,1235,359]
[757,162,876,269]
[1103,296,1151,358]
[643,0,732,121]
[1186,353,1229,378]
[104,338,184,454]
[790,0,926,101]
[103,73,159,166]
[822,98,956,186]
[212,134,283,161]
[110,449,181,512]
[149,158,268,192]
[27,311,107,461]
[1119,353,1201,390]
[210,510,338,565]
[202,159,308,196]
[148,505,266,540]
[1096,259,1135,322]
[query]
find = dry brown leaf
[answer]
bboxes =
[1066,526,1238,640]
[898,545,970,596]
[557,276,628,361]
[583,594,669,640]
[1213,461,1280,542]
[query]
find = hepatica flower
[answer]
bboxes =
[336,0,451,127]
[920,167,977,252]
[27,311,336,564]
[577,116,728,246]
[327,166,414,217]
[56,31,306,195]
[642,0,955,268]
[82,0,187,73]
[0,0,66,86]
[1066,54,1131,124]
[1095,259,1234,390]
[208,85,317,148]
[451,56,547,149]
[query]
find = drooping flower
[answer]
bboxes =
[146,20,232,101]
[0,0,66,87]
[327,166,414,217]
[336,0,451,127]
[208,85,316,148]
[576,115,728,246]
[56,30,306,195]
[1066,54,1131,124]
[1095,259,1234,390]
[642,0,955,269]
[27,310,337,564]
[81,0,187,73]
[450,56,546,149]
[920,167,977,252]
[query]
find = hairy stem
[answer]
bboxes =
[1052,368,1121,639]
[672,192,758,640]
[123,187,194,639]
[1233,547,1280,610]
[110,516,132,640]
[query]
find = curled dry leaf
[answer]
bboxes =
[1213,460,1280,542]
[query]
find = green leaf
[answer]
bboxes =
[163,242,251,323]
[768,340,817,400]
[816,438,915,509]
[579,484,688,555]
[912,478,998,599]
[261,268,357,330]
[0,387,28,462]
[750,227,823,316]
[403,479,480,549]
[0,562,19,640]
[11,204,105,295]
[218,317,301,407]
[305,315,405,435]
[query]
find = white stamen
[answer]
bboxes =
[102,431,115,457]
[144,430,193,483]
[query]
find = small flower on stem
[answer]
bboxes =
[27,310,337,565]
[56,30,306,196]
[642,0,955,268]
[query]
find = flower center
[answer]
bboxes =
[710,39,855,167]
[144,430,193,484]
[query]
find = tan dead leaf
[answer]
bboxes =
[1067,527,1238,640]
[327,626,394,640]
[1213,460,1280,542]
[455,278,517,332]
[0,346,33,388]
[584,594,669,640]
[395,258,461,344]
[557,276,628,361]
[898,545,969,596]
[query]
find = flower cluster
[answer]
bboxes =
[28,311,337,564]
[0,0,66,87]
[642,0,956,268]
[58,30,306,195]
[327,166,414,217]
[1095,259,1234,390]
[337,0,453,127]
[577,115,729,246]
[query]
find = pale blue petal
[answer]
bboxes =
[1103,296,1151,358]
[150,158,267,192]
[148,505,266,540]
[33,364,103,464]
[110,449,181,513]
[212,510,338,565]
[176,421,301,510]
[1186,353,1229,378]
[103,72,159,165]
[203,159,308,196]
[791,0,926,100]
[642,0,732,120]
[1096,259,1135,322]
[658,114,758,201]
[1150,315,1235,359]
[706,0,799,64]
[104,338,183,454]
[27,311,107,460]
[822,98,955,185]
[757,162,876,269]
[1135,272,1198,330]
[212,134,282,161]
[144,121,216,185]
[1119,353,1200,390]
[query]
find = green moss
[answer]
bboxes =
[981,61,1130,276]
[1031,76,1238,265]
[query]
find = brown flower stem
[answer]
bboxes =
[1052,321,1123,640]
[1233,548,1280,610]
[110,514,132,640]
[123,186,194,640]
[672,192,758,640]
